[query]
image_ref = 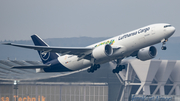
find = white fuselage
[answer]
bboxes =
[58,23,175,71]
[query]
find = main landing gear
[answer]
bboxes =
[87,58,100,73]
[112,59,126,74]
[161,39,168,50]
[87,64,100,73]
[112,65,125,73]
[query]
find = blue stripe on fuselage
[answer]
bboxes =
[43,59,72,72]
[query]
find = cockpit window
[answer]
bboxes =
[164,25,172,28]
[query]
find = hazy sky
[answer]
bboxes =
[0,0,180,41]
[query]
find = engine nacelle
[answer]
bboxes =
[92,44,113,60]
[137,46,157,61]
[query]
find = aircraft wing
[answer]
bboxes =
[3,43,93,56]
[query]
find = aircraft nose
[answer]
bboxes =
[167,26,176,36]
[170,26,176,35]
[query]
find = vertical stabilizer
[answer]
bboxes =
[31,34,59,64]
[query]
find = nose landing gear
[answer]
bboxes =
[161,39,168,50]
[161,45,167,50]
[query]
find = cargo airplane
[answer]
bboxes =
[3,23,175,73]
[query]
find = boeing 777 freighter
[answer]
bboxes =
[3,23,175,73]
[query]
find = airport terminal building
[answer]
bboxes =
[0,59,180,101]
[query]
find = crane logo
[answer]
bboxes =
[40,51,50,61]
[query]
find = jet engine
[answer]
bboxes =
[92,44,113,60]
[137,46,157,61]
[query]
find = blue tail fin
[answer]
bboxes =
[31,34,59,64]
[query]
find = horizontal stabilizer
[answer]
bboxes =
[12,64,50,69]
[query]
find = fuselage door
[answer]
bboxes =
[151,26,156,35]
